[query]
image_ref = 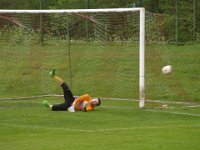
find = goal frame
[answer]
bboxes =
[0,8,145,108]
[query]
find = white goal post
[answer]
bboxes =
[0,8,145,108]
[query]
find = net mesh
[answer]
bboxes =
[0,10,198,104]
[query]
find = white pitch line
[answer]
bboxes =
[0,123,93,132]
[102,105,200,117]
[1,104,200,117]
[145,109,200,117]
[1,123,200,133]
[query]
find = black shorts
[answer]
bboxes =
[52,83,75,111]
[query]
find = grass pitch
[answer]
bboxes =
[0,98,200,150]
[0,42,200,149]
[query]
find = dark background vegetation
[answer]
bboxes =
[0,0,199,44]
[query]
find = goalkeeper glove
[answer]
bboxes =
[83,101,88,112]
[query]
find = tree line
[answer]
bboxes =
[0,0,199,44]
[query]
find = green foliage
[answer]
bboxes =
[0,0,200,43]
[0,26,38,45]
[11,28,38,45]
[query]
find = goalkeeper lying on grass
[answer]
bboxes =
[43,69,101,112]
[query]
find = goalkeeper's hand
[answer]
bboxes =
[83,101,88,112]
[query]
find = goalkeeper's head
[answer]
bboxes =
[91,98,101,107]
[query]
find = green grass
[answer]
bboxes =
[0,42,200,149]
[0,98,200,150]
[0,42,199,102]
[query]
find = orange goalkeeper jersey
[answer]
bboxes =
[74,94,94,111]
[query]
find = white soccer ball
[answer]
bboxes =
[162,65,172,74]
[162,104,168,108]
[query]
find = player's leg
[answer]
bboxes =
[49,69,75,110]
[51,102,68,111]
[61,82,75,108]
[42,100,72,111]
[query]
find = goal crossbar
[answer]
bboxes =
[0,8,144,14]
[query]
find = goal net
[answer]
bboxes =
[0,8,197,107]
